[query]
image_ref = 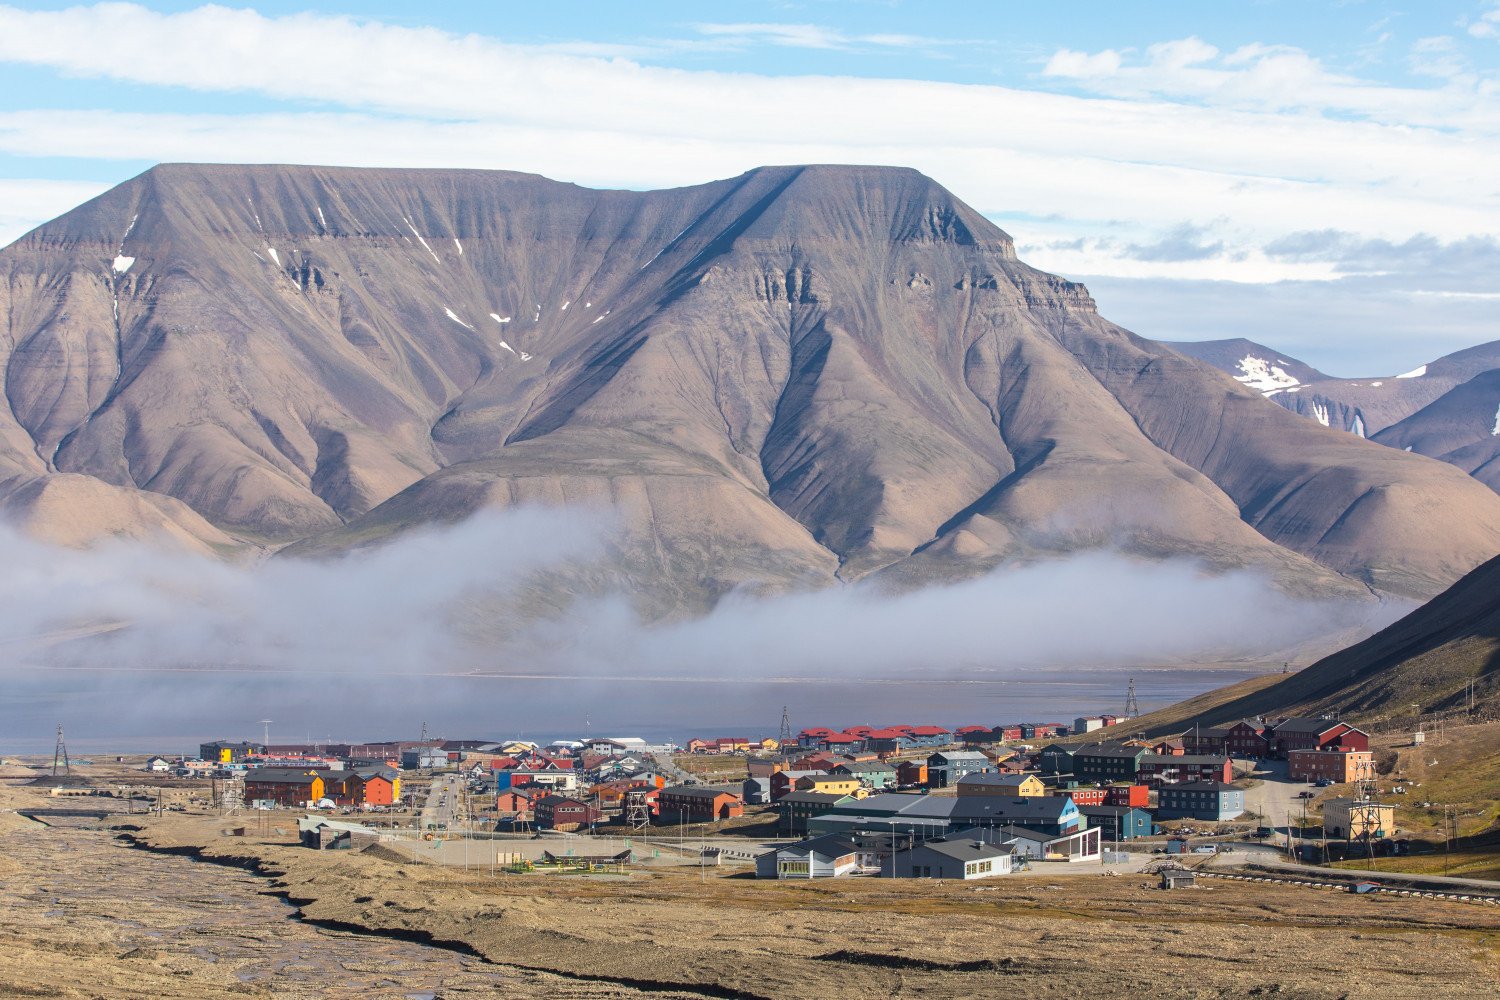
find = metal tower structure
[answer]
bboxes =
[52,724,70,777]
[1348,755,1384,860]
[220,777,244,816]
[1124,678,1139,719]
[258,719,272,749]
[625,789,652,832]
[778,705,793,761]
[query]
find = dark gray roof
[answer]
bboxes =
[1079,805,1148,818]
[1140,754,1230,766]
[1074,743,1145,759]
[928,751,990,763]
[778,791,849,806]
[777,834,860,859]
[245,768,326,785]
[661,785,742,800]
[957,772,1039,787]
[1160,781,1237,792]
[1269,717,1342,734]
[905,838,1013,862]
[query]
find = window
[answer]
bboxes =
[779,860,809,875]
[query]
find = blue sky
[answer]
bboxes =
[3,1,1500,373]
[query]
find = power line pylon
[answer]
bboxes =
[52,724,70,777]
[778,705,793,762]
[1124,678,1139,720]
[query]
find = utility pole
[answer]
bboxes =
[52,724,70,777]
[778,706,793,763]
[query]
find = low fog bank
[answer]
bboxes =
[0,507,1408,737]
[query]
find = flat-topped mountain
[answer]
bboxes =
[4,163,1500,611]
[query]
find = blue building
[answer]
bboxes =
[1079,805,1156,841]
[1156,781,1245,821]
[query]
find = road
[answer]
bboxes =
[419,772,466,831]
[1237,758,1317,834]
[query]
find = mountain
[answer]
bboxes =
[4,163,1500,611]
[1162,338,1329,395]
[1177,336,1500,438]
[1125,551,1500,732]
[1372,370,1500,493]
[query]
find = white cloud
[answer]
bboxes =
[0,5,1497,301]
[1468,4,1500,39]
[691,22,958,51]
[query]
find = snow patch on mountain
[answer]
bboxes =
[1233,355,1301,395]
[1397,365,1427,379]
[1493,403,1500,437]
[112,255,135,274]
[1312,402,1331,428]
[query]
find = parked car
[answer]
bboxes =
[1193,846,1218,854]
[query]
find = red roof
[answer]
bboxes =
[798,727,836,737]
[844,725,876,737]
[865,728,906,740]
[956,725,991,734]
[911,725,951,736]
[887,725,916,735]
[823,734,860,744]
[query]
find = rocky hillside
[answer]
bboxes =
[1128,552,1500,732]
[4,164,1500,611]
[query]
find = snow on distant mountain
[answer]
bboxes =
[1173,336,1500,492]
[1163,339,1327,397]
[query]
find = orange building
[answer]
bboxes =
[1288,749,1372,784]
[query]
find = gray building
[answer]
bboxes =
[741,776,771,805]
[926,751,993,788]
[1156,781,1245,821]
[1071,743,1147,783]
[889,836,1013,880]
[756,834,866,879]
[808,791,1084,840]
[776,791,851,834]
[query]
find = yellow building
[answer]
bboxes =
[1322,797,1396,839]
[794,775,862,796]
[956,772,1047,797]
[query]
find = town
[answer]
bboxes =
[95,706,1477,892]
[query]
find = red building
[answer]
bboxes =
[1136,754,1234,786]
[1062,787,1108,807]
[994,726,1025,742]
[1105,784,1150,808]
[325,768,399,808]
[496,789,535,815]
[533,795,600,832]
[1288,749,1373,784]
[1222,720,1271,758]
[1268,719,1370,758]
[657,786,744,823]
[896,760,928,787]
[1149,738,1185,757]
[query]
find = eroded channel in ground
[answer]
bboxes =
[0,817,664,999]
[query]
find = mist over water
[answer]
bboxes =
[0,508,1404,752]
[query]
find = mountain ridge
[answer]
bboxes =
[4,163,1500,612]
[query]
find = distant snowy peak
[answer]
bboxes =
[1233,354,1302,396]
